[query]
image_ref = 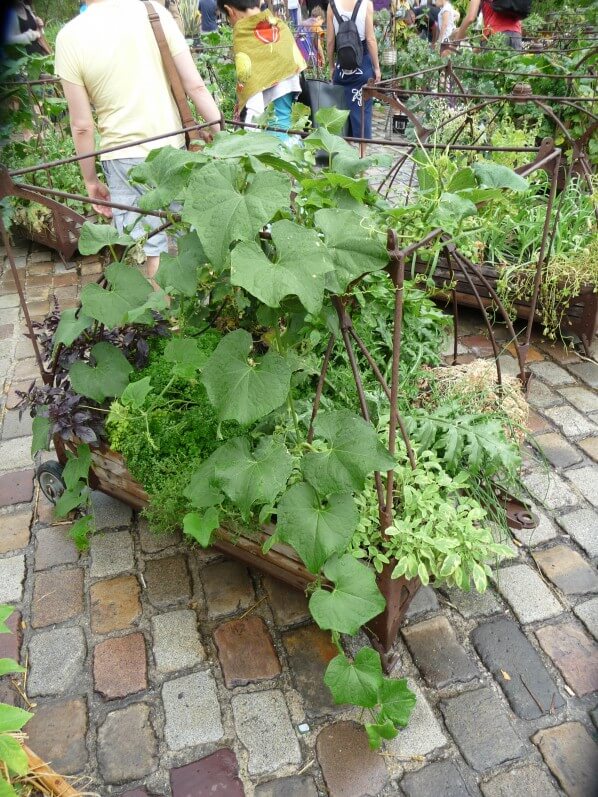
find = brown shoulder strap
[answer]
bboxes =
[141,0,201,146]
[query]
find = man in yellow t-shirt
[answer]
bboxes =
[55,0,220,277]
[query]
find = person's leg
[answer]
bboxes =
[505,31,522,50]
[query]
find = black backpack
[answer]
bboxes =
[489,0,532,20]
[331,0,364,71]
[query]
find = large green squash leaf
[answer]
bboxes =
[314,208,388,293]
[324,648,383,708]
[302,410,395,496]
[201,329,292,424]
[276,482,357,573]
[377,678,417,727]
[77,222,133,255]
[69,342,133,403]
[309,554,385,635]
[52,308,93,350]
[80,261,159,328]
[182,161,291,268]
[207,130,283,158]
[473,162,528,191]
[156,233,205,296]
[230,220,334,314]
[128,146,206,210]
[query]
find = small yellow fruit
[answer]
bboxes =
[235,52,252,83]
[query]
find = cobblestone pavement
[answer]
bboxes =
[1,241,598,797]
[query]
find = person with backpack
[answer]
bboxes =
[326,0,380,141]
[450,0,530,50]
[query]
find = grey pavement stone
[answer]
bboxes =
[151,609,205,674]
[97,703,158,785]
[0,436,34,472]
[139,521,181,553]
[232,690,301,776]
[565,466,598,509]
[523,469,579,510]
[471,617,564,719]
[534,432,583,469]
[0,554,25,603]
[527,379,563,410]
[255,776,319,797]
[557,508,598,557]
[89,530,135,578]
[495,564,563,624]
[28,627,86,696]
[443,586,502,618]
[558,386,598,414]
[569,361,598,389]
[400,761,477,797]
[497,355,520,378]
[511,511,559,548]
[405,586,439,618]
[480,765,560,797]
[533,545,598,595]
[90,491,133,530]
[543,406,597,438]
[533,721,598,797]
[402,616,479,688]
[162,671,223,751]
[574,598,598,639]
[387,681,447,758]
[529,361,575,386]
[1,410,33,440]
[441,687,527,773]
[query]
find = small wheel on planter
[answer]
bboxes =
[36,461,66,505]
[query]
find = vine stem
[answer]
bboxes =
[273,327,301,442]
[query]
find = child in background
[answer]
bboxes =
[434,0,456,53]
[295,5,325,68]
[217,0,306,138]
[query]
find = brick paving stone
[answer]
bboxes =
[283,624,338,716]
[558,386,598,414]
[522,469,578,510]
[0,509,30,553]
[574,597,598,639]
[462,335,494,357]
[0,554,25,603]
[263,575,310,625]
[440,687,526,773]
[90,490,133,530]
[569,361,598,389]
[535,622,598,696]
[556,508,598,557]
[28,626,86,696]
[442,586,501,618]
[495,564,562,623]
[386,681,447,758]
[529,361,575,386]
[0,610,20,660]
[533,721,598,797]
[34,524,79,569]
[480,765,560,797]
[97,703,158,785]
[145,555,191,607]
[543,405,597,438]
[533,545,598,595]
[162,671,224,751]
[525,410,551,435]
[510,511,558,547]
[534,432,583,468]
[402,616,479,688]
[316,720,387,797]
[565,466,598,508]
[139,521,182,553]
[90,574,141,634]
[151,609,205,673]
[201,559,254,618]
[31,567,84,628]
[214,615,280,687]
[170,750,244,797]
[93,632,147,699]
[255,776,318,796]
[25,698,88,775]
[120,791,149,797]
[471,617,564,719]
[13,358,39,380]
[90,530,135,578]
[0,470,32,507]
[404,585,439,618]
[400,761,476,797]
[1,409,32,440]
[579,437,598,462]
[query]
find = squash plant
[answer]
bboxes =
[27,114,528,747]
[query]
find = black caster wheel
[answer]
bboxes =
[36,461,66,505]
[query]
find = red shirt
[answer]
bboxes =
[481,0,522,35]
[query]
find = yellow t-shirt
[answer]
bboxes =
[55,0,187,159]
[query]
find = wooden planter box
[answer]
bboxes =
[54,438,421,666]
[413,256,598,354]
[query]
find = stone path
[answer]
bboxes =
[1,243,598,797]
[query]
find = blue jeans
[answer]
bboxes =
[333,49,374,139]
